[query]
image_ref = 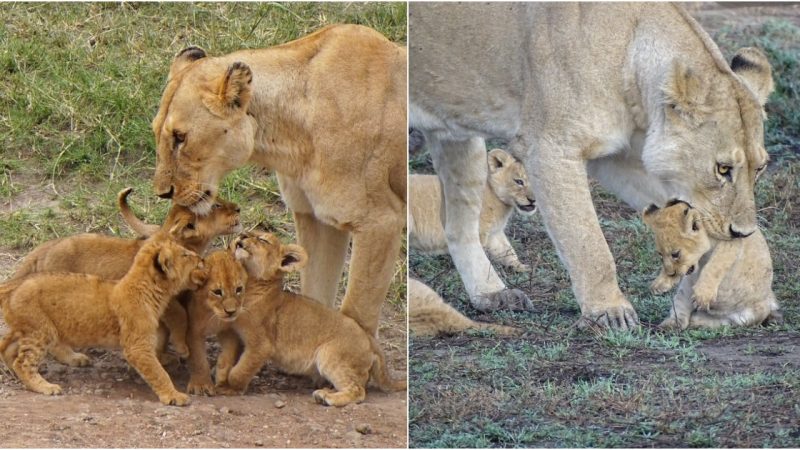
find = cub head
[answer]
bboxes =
[143,239,207,291]
[164,198,242,248]
[231,231,308,282]
[152,46,258,215]
[641,47,773,241]
[487,149,536,216]
[643,199,711,280]
[197,250,248,322]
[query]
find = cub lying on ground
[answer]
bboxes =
[409,148,536,273]
[0,239,206,405]
[10,188,241,359]
[409,278,520,337]
[214,231,406,406]
[643,200,782,329]
[184,249,248,396]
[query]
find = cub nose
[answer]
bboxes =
[224,308,237,317]
[157,186,175,199]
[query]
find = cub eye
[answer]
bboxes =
[186,222,195,230]
[716,163,732,181]
[212,289,223,297]
[514,179,524,186]
[212,203,221,210]
[236,286,243,295]
[671,250,681,261]
[173,130,186,148]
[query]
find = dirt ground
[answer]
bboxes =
[0,301,407,448]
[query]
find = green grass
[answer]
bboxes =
[0,3,407,313]
[409,16,800,448]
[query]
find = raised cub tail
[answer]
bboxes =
[409,278,520,337]
[367,336,406,392]
[118,188,160,237]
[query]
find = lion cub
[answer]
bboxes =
[409,148,536,272]
[213,231,406,406]
[0,239,206,405]
[643,200,781,329]
[184,249,248,396]
[10,188,241,359]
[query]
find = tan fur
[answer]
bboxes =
[643,201,781,329]
[0,239,207,405]
[10,189,241,360]
[207,232,405,406]
[408,278,519,337]
[184,249,248,396]
[409,3,773,328]
[409,149,535,272]
[151,25,407,336]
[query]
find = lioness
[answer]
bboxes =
[409,278,520,337]
[0,239,206,405]
[10,188,240,359]
[409,148,536,275]
[150,24,406,336]
[212,231,406,406]
[643,200,782,329]
[409,4,773,329]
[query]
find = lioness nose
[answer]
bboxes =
[157,186,175,199]
[729,225,754,239]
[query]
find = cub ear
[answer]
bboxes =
[190,266,209,287]
[642,204,659,223]
[662,60,710,125]
[205,62,253,116]
[684,208,703,234]
[731,47,774,106]
[168,217,197,239]
[154,246,173,278]
[279,244,308,273]
[487,149,513,173]
[168,46,207,79]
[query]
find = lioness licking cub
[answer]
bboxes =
[643,200,782,329]
[212,231,406,406]
[0,239,206,405]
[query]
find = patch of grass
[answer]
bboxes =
[410,11,800,449]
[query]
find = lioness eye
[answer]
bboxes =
[716,163,732,180]
[212,289,223,297]
[514,179,524,186]
[671,250,681,260]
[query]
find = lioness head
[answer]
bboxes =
[142,239,207,290]
[642,47,773,240]
[198,250,248,322]
[232,231,308,282]
[643,199,711,280]
[152,46,258,215]
[487,149,536,216]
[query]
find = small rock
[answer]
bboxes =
[254,440,264,447]
[219,406,230,414]
[345,431,363,442]
[274,400,286,409]
[356,423,372,435]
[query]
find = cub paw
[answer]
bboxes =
[160,391,191,406]
[691,287,716,312]
[512,263,532,273]
[35,382,63,396]
[471,289,532,312]
[187,379,216,396]
[312,389,334,406]
[650,275,678,295]
[214,384,244,396]
[68,353,92,367]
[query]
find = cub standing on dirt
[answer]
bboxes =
[9,188,241,360]
[643,200,782,329]
[409,148,536,274]
[0,239,207,406]
[212,231,406,406]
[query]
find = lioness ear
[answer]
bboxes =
[487,149,512,173]
[279,244,308,273]
[169,46,207,79]
[662,60,710,124]
[731,47,774,106]
[215,62,253,114]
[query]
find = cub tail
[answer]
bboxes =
[118,188,160,237]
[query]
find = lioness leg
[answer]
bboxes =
[50,343,91,367]
[527,142,638,329]
[429,136,530,311]
[13,333,62,395]
[339,222,403,335]
[120,331,189,406]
